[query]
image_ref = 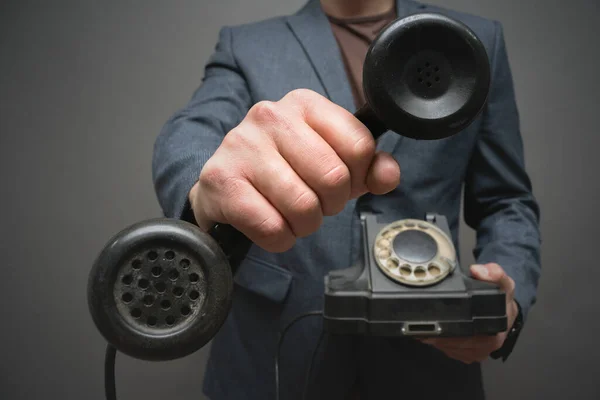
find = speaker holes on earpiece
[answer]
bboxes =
[154,281,166,293]
[415,61,444,89]
[160,299,171,310]
[115,248,208,330]
[143,294,155,306]
[168,269,179,281]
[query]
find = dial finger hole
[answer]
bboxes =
[400,265,412,276]
[386,258,399,269]
[383,230,396,239]
[378,249,391,259]
[377,238,390,249]
[428,264,441,276]
[414,267,426,279]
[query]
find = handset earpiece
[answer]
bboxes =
[357,12,490,140]
[87,12,491,361]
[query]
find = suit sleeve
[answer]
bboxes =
[152,27,252,221]
[463,21,542,322]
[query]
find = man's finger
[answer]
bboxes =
[280,89,374,197]
[421,337,471,349]
[434,347,480,364]
[422,335,498,351]
[365,151,401,195]
[470,263,515,294]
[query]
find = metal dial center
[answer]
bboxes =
[392,230,438,263]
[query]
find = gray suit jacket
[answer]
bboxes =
[152,1,541,399]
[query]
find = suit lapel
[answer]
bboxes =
[285,0,425,115]
[286,0,355,112]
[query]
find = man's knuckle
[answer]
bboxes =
[200,164,234,192]
[321,163,351,191]
[249,100,281,125]
[350,133,375,162]
[254,216,288,241]
[287,88,315,103]
[223,127,258,153]
[290,190,321,217]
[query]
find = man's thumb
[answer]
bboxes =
[470,263,514,294]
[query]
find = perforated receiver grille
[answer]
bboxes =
[406,50,452,98]
[114,247,207,331]
[88,219,232,361]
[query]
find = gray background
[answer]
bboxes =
[0,0,598,399]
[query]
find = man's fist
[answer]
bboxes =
[188,89,401,252]
[421,263,518,364]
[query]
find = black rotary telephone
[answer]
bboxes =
[88,13,499,399]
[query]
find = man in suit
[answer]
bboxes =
[152,0,541,399]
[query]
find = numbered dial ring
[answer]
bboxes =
[373,219,457,286]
